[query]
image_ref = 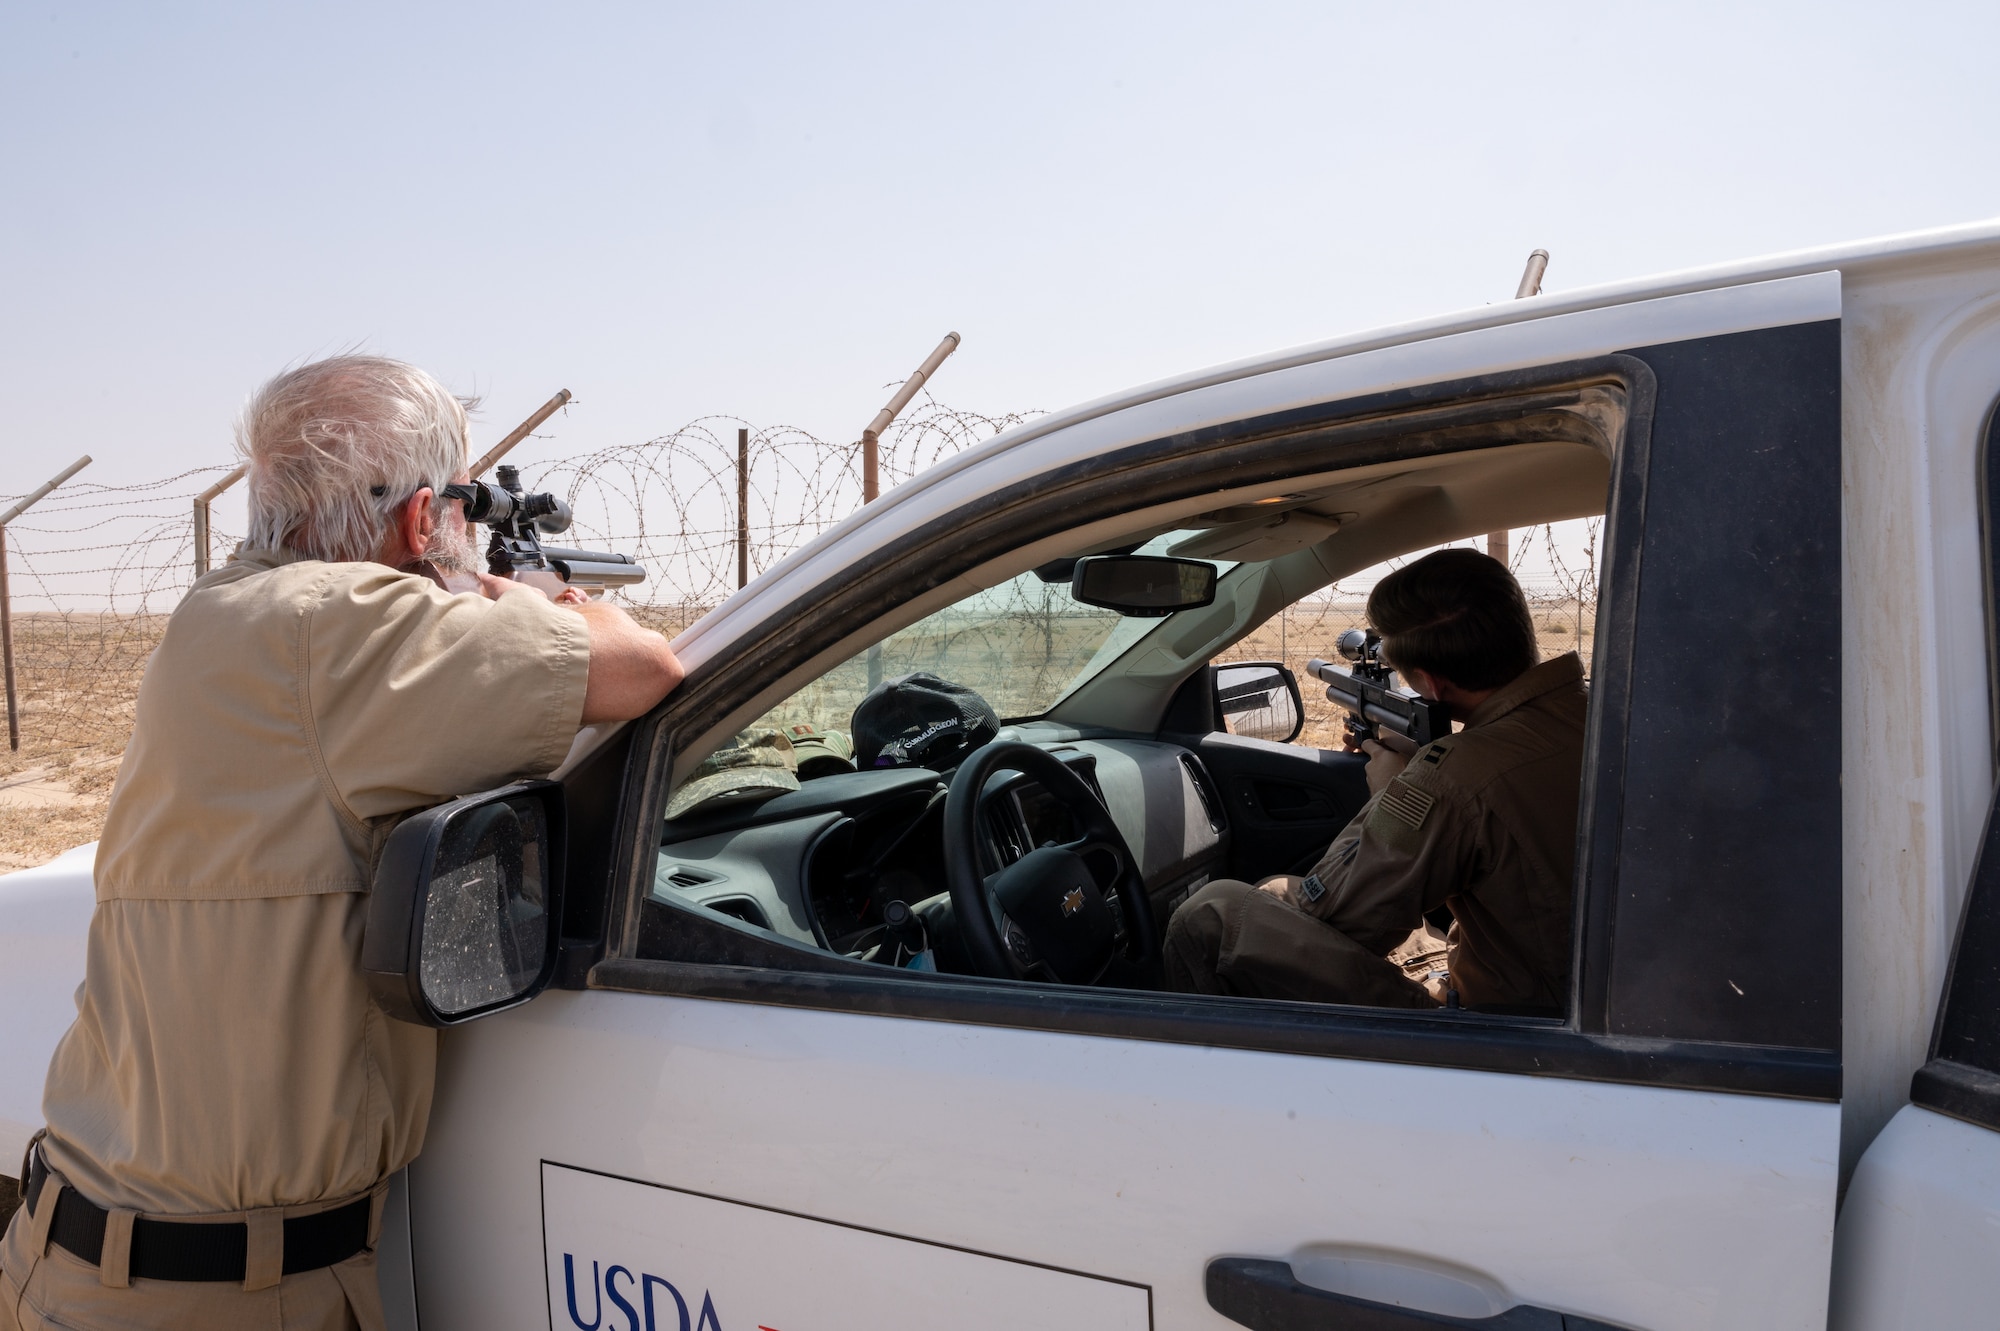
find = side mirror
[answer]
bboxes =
[1214,662,1304,744]
[1071,555,1218,617]
[363,781,566,1027]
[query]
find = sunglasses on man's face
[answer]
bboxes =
[369,483,473,502]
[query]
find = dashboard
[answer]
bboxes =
[648,736,1230,973]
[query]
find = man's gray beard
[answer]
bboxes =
[425,517,480,576]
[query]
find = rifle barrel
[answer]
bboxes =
[538,545,636,566]
[551,557,646,587]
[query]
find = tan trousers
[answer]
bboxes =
[0,1164,385,1331]
[1162,878,1438,1008]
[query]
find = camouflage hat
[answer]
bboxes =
[782,723,855,781]
[665,730,800,820]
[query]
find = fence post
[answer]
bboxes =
[0,528,14,753]
[857,334,960,688]
[1,454,93,752]
[1487,250,1550,566]
[193,464,246,577]
[472,389,573,478]
[737,427,750,589]
[858,333,960,504]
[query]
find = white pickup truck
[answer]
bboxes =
[7,221,2000,1331]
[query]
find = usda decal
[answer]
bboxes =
[542,1163,1151,1330]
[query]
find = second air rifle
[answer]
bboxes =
[444,465,646,595]
[1307,628,1450,752]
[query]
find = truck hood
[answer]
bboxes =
[0,842,96,1173]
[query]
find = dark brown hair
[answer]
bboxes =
[1367,548,1539,692]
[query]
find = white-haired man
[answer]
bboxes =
[0,356,682,1330]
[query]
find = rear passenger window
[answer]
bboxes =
[1228,518,1603,748]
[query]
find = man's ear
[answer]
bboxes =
[398,487,438,560]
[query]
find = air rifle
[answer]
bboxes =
[445,465,646,595]
[1306,628,1449,751]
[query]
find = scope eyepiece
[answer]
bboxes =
[442,479,572,535]
[518,490,572,535]
[1335,627,1377,663]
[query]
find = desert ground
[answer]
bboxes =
[0,595,1595,869]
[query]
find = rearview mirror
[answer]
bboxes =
[1071,555,1218,617]
[362,782,566,1027]
[1214,661,1304,744]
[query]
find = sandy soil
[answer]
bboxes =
[0,597,1595,872]
[0,612,153,870]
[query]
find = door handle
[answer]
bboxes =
[1206,1258,1626,1331]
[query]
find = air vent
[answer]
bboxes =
[986,807,1027,864]
[1051,749,1107,806]
[707,897,771,930]
[1179,754,1226,833]
[662,864,723,890]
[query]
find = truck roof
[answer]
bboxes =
[985,215,2000,463]
[674,217,1997,663]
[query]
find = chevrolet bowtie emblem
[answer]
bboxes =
[1061,887,1086,917]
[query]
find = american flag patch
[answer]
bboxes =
[1378,780,1436,831]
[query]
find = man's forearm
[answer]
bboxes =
[573,601,683,723]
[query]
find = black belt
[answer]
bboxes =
[25,1149,370,1282]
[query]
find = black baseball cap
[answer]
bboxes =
[851,672,1000,772]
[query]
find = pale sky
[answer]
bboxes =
[6,0,1999,521]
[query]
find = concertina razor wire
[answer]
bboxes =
[0,396,1600,774]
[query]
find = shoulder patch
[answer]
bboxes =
[1376,778,1436,831]
[1418,740,1452,767]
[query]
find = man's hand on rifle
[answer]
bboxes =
[471,570,586,605]
[1345,726,1416,795]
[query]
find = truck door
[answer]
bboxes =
[406,274,1845,1331]
[1829,398,2000,1329]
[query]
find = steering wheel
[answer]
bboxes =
[942,742,1159,984]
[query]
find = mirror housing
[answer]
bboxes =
[362,781,566,1027]
[1214,661,1305,744]
[1070,555,1217,617]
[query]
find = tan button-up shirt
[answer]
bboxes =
[39,549,590,1215]
[1297,653,1587,1013]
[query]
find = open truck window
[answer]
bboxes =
[588,322,1838,1102]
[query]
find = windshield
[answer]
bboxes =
[752,532,1232,732]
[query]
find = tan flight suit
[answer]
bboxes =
[1163,653,1586,1013]
[0,548,590,1331]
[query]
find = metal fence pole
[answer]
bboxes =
[1,454,93,751]
[736,427,750,589]
[1514,248,1549,300]
[193,464,246,577]
[472,389,573,478]
[1,528,15,752]
[858,333,960,505]
[1487,250,1551,566]
[858,334,961,688]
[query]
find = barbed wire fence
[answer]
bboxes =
[0,397,1599,863]
[537,395,1034,637]
[0,397,1040,866]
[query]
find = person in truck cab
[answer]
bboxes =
[0,356,682,1331]
[1162,548,1585,1014]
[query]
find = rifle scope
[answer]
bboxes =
[445,466,572,536]
[1335,627,1376,662]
